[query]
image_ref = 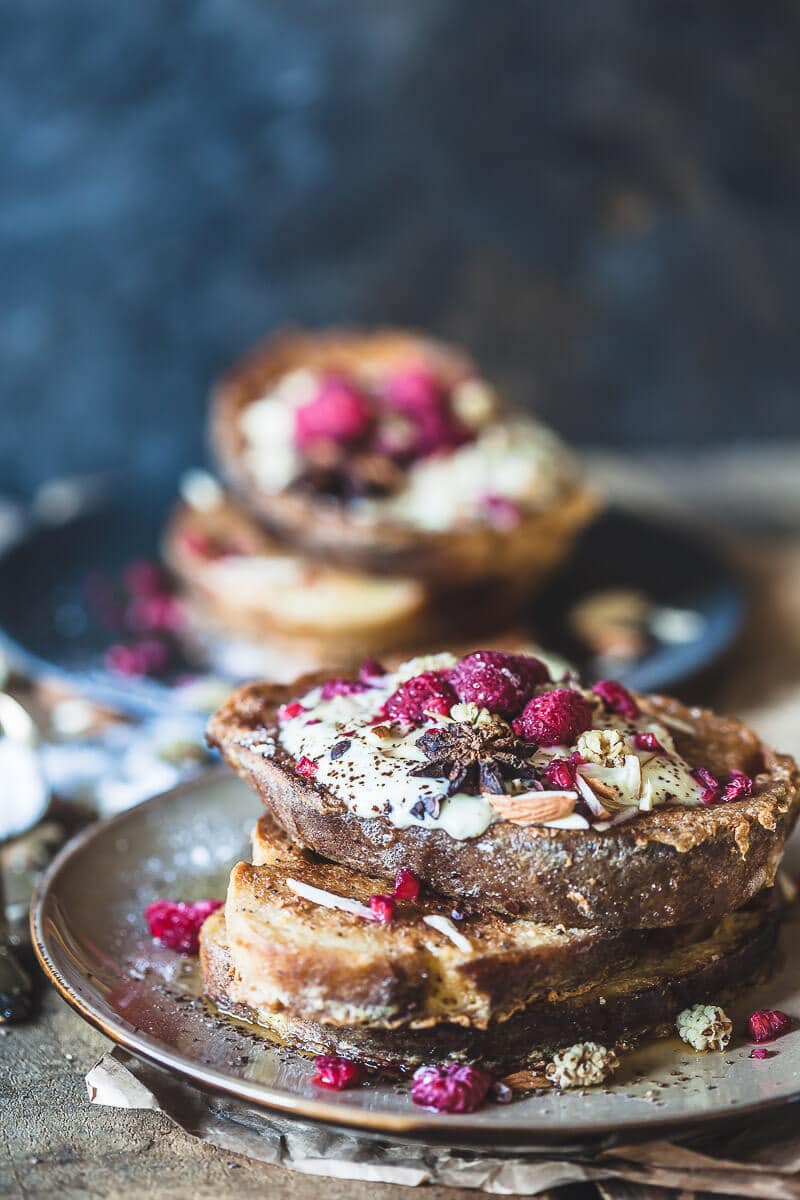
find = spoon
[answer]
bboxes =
[0,691,48,1020]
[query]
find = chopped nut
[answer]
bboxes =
[576,728,628,767]
[546,1042,619,1089]
[395,653,458,682]
[501,1069,552,1091]
[489,790,576,826]
[676,1004,732,1052]
[449,702,498,729]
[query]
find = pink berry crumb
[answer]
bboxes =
[294,377,372,447]
[722,769,754,802]
[692,766,721,805]
[320,677,369,700]
[393,868,421,901]
[144,899,222,955]
[411,1063,493,1113]
[633,731,666,754]
[749,1010,792,1043]
[593,679,640,720]
[279,701,306,721]
[311,1055,363,1090]
[369,894,396,924]
[749,1047,773,1060]
[295,756,318,778]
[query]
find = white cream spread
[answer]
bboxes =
[277,659,708,842]
[239,367,578,532]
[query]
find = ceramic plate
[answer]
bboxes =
[31,772,800,1150]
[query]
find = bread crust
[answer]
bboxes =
[207,677,800,929]
[200,900,779,1071]
[209,327,599,583]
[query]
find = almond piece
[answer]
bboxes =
[489,790,576,826]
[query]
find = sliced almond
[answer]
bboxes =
[489,790,576,826]
[581,776,617,801]
[501,1069,552,1091]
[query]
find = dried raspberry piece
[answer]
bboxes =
[749,1047,773,1060]
[633,732,666,754]
[124,560,167,597]
[543,753,584,790]
[369,894,395,924]
[383,671,457,725]
[382,365,445,414]
[393,868,420,901]
[722,769,754,802]
[359,658,387,684]
[105,638,171,678]
[514,689,594,747]
[410,1063,493,1113]
[749,1009,792,1043]
[449,651,550,718]
[295,756,318,778]
[144,898,222,955]
[126,592,185,635]
[692,766,721,805]
[294,376,372,447]
[311,1055,363,1090]
[593,680,640,720]
[320,677,369,700]
[279,701,306,721]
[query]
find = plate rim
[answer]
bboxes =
[30,772,800,1147]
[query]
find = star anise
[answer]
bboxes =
[408,718,535,797]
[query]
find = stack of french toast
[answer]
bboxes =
[202,650,800,1087]
[163,327,598,680]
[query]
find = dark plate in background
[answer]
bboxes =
[0,479,744,716]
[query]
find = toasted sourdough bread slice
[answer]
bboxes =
[163,498,540,662]
[209,327,598,584]
[200,896,779,1071]
[224,814,677,1029]
[207,677,800,929]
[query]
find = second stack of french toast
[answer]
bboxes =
[164,328,598,679]
[202,649,800,1085]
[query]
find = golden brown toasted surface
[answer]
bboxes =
[200,895,780,1071]
[208,326,599,583]
[207,677,800,928]
[223,814,665,1030]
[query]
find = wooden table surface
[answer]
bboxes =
[2,463,799,1200]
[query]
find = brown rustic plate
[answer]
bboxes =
[30,770,800,1150]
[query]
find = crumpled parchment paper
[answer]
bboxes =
[87,1048,800,1197]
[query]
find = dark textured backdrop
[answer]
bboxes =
[2,1,799,496]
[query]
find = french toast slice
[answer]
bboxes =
[207,673,800,929]
[223,815,665,1030]
[163,497,540,663]
[209,327,598,584]
[200,893,779,1071]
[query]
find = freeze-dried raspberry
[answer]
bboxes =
[633,731,666,754]
[279,701,306,721]
[449,651,550,718]
[411,1063,493,1113]
[144,898,222,956]
[359,658,387,684]
[106,638,171,677]
[514,689,594,747]
[722,769,754,802]
[692,766,721,805]
[294,376,372,447]
[369,894,395,924]
[480,493,522,530]
[543,753,584,790]
[311,1055,363,1090]
[593,679,640,720]
[393,868,420,901]
[320,677,369,700]
[749,1009,792,1043]
[383,671,457,725]
[382,365,445,414]
[295,756,318,778]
